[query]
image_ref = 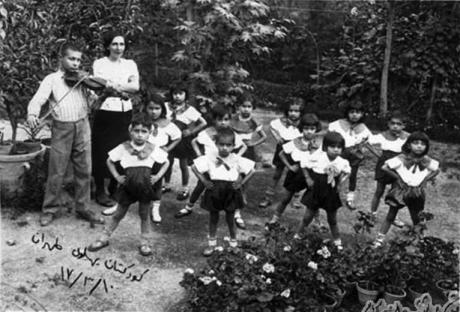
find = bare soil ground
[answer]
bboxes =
[1,110,459,312]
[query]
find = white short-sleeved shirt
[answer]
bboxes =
[368,132,407,153]
[93,57,139,112]
[108,142,168,169]
[282,138,320,163]
[385,155,439,187]
[193,152,255,182]
[328,119,372,148]
[148,122,182,147]
[301,151,351,176]
[269,118,301,142]
[196,128,244,155]
[166,103,202,125]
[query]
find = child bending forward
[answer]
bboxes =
[192,127,255,256]
[88,113,169,256]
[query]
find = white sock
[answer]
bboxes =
[152,201,161,222]
[234,209,241,219]
[185,203,194,210]
[208,238,217,247]
[229,239,237,248]
[347,192,355,202]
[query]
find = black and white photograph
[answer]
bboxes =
[0,0,459,311]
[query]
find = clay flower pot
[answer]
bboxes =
[356,280,379,305]
[384,285,406,305]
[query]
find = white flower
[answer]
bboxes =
[262,263,275,273]
[283,245,292,252]
[215,246,224,252]
[209,270,215,275]
[280,289,291,298]
[266,278,272,284]
[453,249,459,255]
[223,236,230,242]
[351,7,359,16]
[184,268,194,275]
[307,261,318,270]
[216,280,222,286]
[199,276,214,285]
[368,0,375,5]
[317,246,331,259]
[245,253,259,263]
[261,274,266,279]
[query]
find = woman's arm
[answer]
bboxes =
[381,163,400,181]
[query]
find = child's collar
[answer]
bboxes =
[281,117,299,127]
[123,141,155,160]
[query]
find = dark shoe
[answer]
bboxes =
[174,208,193,219]
[139,245,153,256]
[96,193,116,207]
[162,186,172,193]
[176,190,190,201]
[235,216,246,229]
[76,210,105,224]
[39,212,55,227]
[88,239,109,252]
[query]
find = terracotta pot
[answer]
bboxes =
[0,143,13,155]
[384,286,406,304]
[0,145,46,200]
[13,141,42,154]
[406,285,426,303]
[356,280,379,305]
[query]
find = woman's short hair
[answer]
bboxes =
[298,113,321,132]
[102,31,126,56]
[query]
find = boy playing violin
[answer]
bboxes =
[27,42,104,227]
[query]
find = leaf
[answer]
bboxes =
[256,292,274,302]
[0,7,7,18]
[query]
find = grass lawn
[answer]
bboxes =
[1,109,459,311]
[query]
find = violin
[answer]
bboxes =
[64,70,107,91]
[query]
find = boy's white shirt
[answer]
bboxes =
[300,151,351,176]
[194,151,255,182]
[196,129,244,155]
[328,119,372,148]
[368,133,406,153]
[269,118,301,142]
[385,156,439,187]
[108,141,168,169]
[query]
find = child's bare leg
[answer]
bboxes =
[179,158,190,188]
[373,206,399,247]
[326,209,340,241]
[260,166,283,208]
[269,189,294,223]
[370,182,386,213]
[225,210,236,239]
[209,211,219,239]
[203,211,220,256]
[138,201,153,255]
[295,207,316,236]
[163,156,174,186]
[104,203,130,237]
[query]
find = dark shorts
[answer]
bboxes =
[117,167,161,206]
[283,169,307,193]
[375,151,398,184]
[301,171,342,212]
[200,180,243,213]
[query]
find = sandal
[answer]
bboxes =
[139,245,153,256]
[88,239,109,252]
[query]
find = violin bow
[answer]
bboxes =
[37,74,88,127]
